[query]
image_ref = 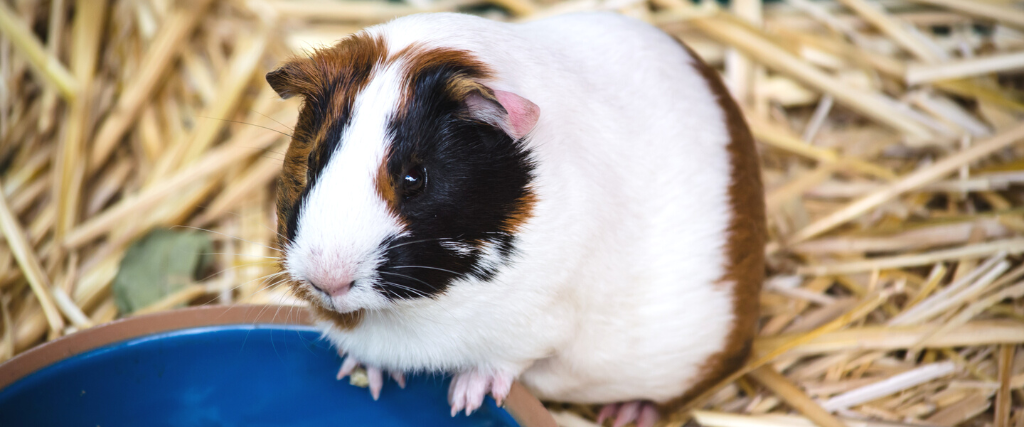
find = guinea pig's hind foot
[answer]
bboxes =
[596,400,659,427]
[448,370,514,417]
[335,352,406,400]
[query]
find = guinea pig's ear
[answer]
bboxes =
[463,87,540,140]
[266,61,307,100]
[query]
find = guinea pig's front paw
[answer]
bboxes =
[335,351,405,401]
[448,370,514,417]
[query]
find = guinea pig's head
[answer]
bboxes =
[267,33,540,324]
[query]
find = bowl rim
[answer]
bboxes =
[0,304,556,427]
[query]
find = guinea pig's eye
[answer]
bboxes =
[402,165,426,198]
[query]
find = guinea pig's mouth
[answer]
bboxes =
[309,281,333,299]
[296,280,336,311]
[296,277,390,314]
[309,283,351,313]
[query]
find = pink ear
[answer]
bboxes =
[492,89,540,140]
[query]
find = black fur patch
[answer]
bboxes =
[374,60,537,300]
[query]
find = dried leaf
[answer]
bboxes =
[112,229,212,314]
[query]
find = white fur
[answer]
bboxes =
[293,12,740,404]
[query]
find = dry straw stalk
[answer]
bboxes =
[0,0,78,99]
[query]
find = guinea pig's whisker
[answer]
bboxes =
[384,237,458,251]
[374,287,424,323]
[251,109,295,132]
[199,261,282,284]
[271,303,290,327]
[376,286,407,307]
[258,152,287,161]
[253,271,289,288]
[375,278,459,323]
[389,265,462,276]
[249,280,289,301]
[258,152,286,160]
[249,303,276,329]
[209,210,291,248]
[378,281,435,306]
[229,271,288,296]
[247,270,288,287]
[171,225,282,253]
[197,115,295,140]
[195,272,290,309]
[248,280,288,297]
[378,271,436,294]
[201,252,281,260]
[240,280,292,313]
[377,281,431,299]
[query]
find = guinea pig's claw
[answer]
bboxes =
[614,401,641,427]
[490,373,512,407]
[637,404,659,427]
[596,403,619,424]
[336,356,360,380]
[448,370,514,417]
[391,371,406,388]
[367,367,384,400]
[597,400,659,427]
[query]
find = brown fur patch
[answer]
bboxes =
[393,45,495,118]
[447,78,496,102]
[374,150,400,216]
[660,41,766,411]
[501,189,537,234]
[266,33,388,103]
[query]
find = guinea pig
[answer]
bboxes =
[267,11,765,427]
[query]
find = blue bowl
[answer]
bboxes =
[0,308,527,427]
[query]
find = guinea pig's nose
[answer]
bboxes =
[310,278,352,298]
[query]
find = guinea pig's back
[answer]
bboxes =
[509,14,763,404]
[514,12,742,303]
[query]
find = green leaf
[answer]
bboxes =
[113,228,213,315]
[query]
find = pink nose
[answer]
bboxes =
[309,277,352,297]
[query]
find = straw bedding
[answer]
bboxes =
[0,0,1022,426]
